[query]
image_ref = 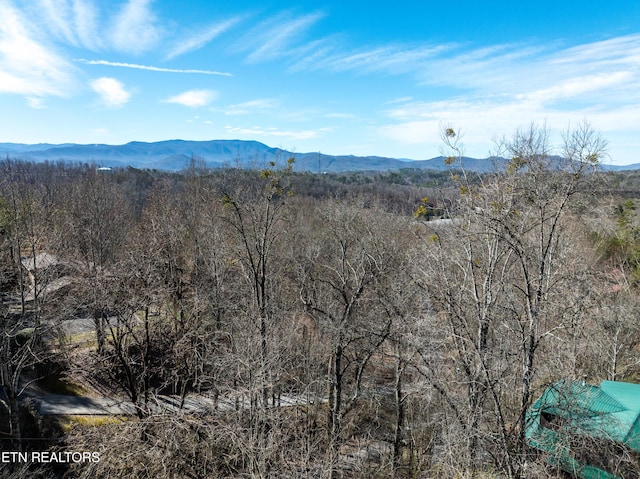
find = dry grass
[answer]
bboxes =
[65,330,98,349]
[58,415,129,432]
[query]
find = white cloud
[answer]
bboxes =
[283,30,640,108]
[91,127,110,136]
[91,77,131,107]
[166,17,241,60]
[379,96,549,155]
[72,0,100,49]
[26,97,46,109]
[110,0,161,54]
[36,0,76,45]
[165,89,216,108]
[324,112,356,119]
[237,11,325,63]
[378,95,624,159]
[224,125,329,140]
[373,34,640,162]
[30,0,100,49]
[549,34,640,68]
[316,44,450,75]
[222,98,277,115]
[385,96,414,105]
[413,36,640,102]
[520,71,634,104]
[0,1,75,97]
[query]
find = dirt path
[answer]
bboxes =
[37,394,136,415]
[36,392,321,416]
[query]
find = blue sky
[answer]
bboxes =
[1,0,640,164]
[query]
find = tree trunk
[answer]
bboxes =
[393,356,405,474]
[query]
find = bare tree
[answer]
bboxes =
[61,166,130,354]
[296,201,401,476]
[0,160,64,452]
[413,121,607,477]
[586,198,640,381]
[220,159,294,408]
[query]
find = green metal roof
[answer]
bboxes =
[537,381,626,416]
[526,379,640,479]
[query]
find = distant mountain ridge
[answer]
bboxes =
[0,139,636,173]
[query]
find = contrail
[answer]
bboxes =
[75,59,233,77]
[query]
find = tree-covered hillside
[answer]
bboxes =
[1,123,640,479]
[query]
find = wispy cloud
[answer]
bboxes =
[380,97,538,148]
[385,96,414,105]
[236,11,325,63]
[222,98,278,115]
[224,125,330,141]
[32,0,164,53]
[165,89,216,108]
[72,0,101,49]
[549,34,640,68]
[36,0,78,46]
[165,17,242,60]
[374,33,640,158]
[91,127,110,137]
[379,92,639,159]
[32,0,101,50]
[324,112,356,119]
[519,71,634,104]
[26,97,47,109]
[110,0,161,54]
[91,77,131,107]
[302,43,451,75]
[75,59,232,76]
[0,1,76,97]
[412,44,547,92]
[408,35,640,100]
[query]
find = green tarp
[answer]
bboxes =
[526,380,640,479]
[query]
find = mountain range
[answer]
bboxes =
[0,139,637,173]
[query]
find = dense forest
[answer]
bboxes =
[2,123,640,478]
